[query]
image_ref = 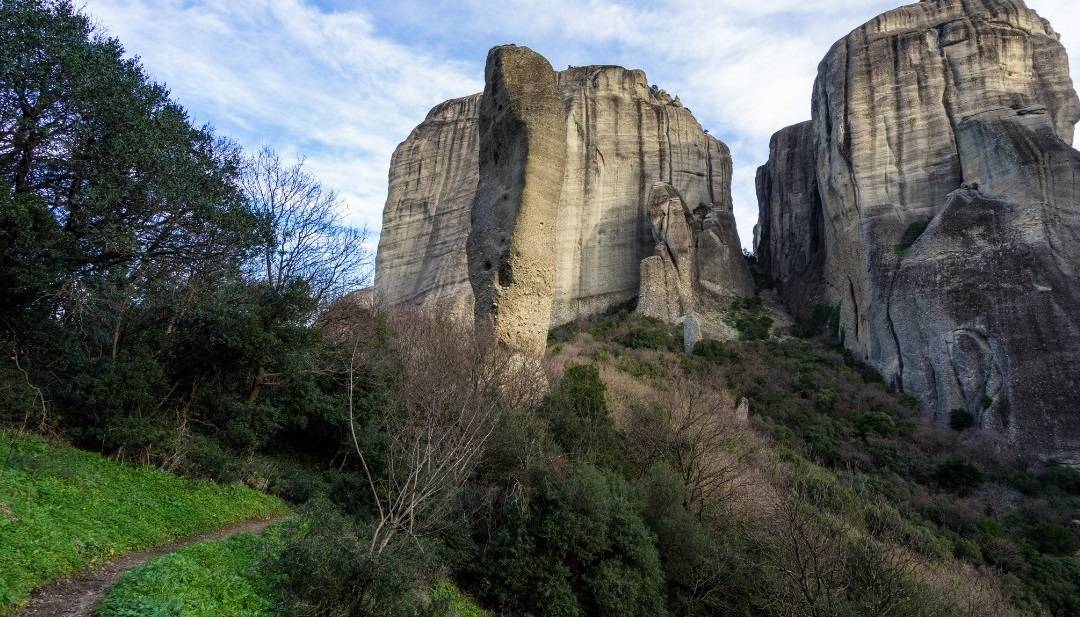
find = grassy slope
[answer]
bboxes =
[99,527,490,617]
[97,530,285,617]
[0,430,286,615]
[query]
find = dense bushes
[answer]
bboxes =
[466,466,665,617]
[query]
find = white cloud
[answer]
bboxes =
[83,0,1080,249]
[83,0,482,232]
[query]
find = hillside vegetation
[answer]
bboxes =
[0,431,285,615]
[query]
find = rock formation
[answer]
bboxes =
[756,0,1080,457]
[375,54,752,334]
[551,67,752,324]
[467,46,566,357]
[373,95,479,321]
[754,121,824,320]
[638,183,696,322]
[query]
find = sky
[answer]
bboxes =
[80,0,1080,249]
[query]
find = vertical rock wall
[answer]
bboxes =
[374,57,752,331]
[756,0,1080,457]
[467,46,566,357]
[754,121,824,320]
[373,95,480,321]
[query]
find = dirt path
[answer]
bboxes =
[16,514,289,617]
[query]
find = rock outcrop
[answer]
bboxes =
[373,95,480,321]
[756,0,1080,456]
[754,121,824,320]
[637,183,696,322]
[551,67,752,324]
[467,46,566,357]
[375,53,752,334]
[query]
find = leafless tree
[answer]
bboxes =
[627,368,756,513]
[241,147,371,308]
[767,489,852,617]
[340,310,544,556]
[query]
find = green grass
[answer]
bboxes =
[428,581,491,617]
[0,430,287,615]
[99,528,489,617]
[97,530,286,617]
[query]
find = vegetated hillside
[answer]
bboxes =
[541,302,1080,617]
[0,431,285,615]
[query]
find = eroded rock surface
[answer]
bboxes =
[756,0,1080,456]
[373,95,480,321]
[467,45,566,357]
[754,121,824,320]
[375,54,752,333]
[812,0,1079,370]
[637,183,695,322]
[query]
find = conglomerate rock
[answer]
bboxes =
[466,45,566,357]
[374,54,753,332]
[755,0,1080,457]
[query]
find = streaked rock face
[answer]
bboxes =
[552,67,752,323]
[812,0,1080,369]
[754,121,824,320]
[374,56,752,330]
[637,182,696,323]
[756,0,1080,456]
[373,94,479,321]
[467,46,566,357]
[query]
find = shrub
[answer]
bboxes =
[693,339,741,365]
[949,409,976,431]
[616,321,673,351]
[723,298,773,341]
[932,460,984,495]
[271,500,434,617]
[853,411,897,437]
[466,466,665,617]
[1038,466,1080,496]
[1016,521,1080,557]
[541,364,623,469]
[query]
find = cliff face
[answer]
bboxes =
[754,121,824,320]
[552,67,752,323]
[756,0,1080,457]
[373,95,480,321]
[375,57,752,329]
[812,0,1079,369]
[467,46,566,357]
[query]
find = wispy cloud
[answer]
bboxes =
[83,0,482,232]
[83,0,1080,248]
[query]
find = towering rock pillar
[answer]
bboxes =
[467,45,567,356]
[756,0,1080,457]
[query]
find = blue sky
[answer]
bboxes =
[81,0,1080,249]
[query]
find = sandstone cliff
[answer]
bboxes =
[467,46,566,357]
[373,95,479,320]
[754,121,824,320]
[375,55,752,330]
[756,0,1080,457]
